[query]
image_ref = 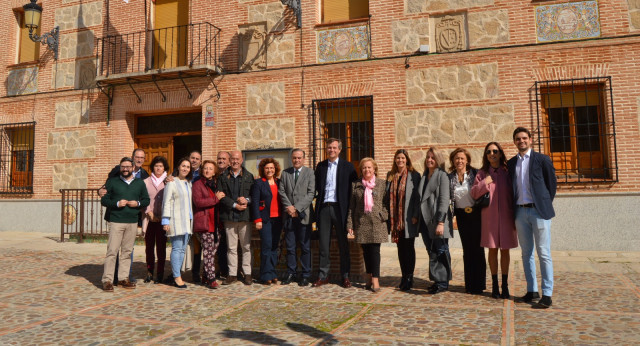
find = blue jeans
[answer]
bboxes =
[170,234,191,279]
[515,206,554,296]
[259,219,283,281]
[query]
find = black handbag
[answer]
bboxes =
[475,192,490,208]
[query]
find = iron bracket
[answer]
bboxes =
[178,72,193,99]
[126,78,142,103]
[152,76,167,102]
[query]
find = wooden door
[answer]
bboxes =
[137,136,173,174]
[154,0,189,69]
[10,150,32,187]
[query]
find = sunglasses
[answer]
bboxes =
[486,149,500,155]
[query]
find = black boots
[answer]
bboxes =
[492,274,510,299]
[491,275,500,298]
[144,271,153,283]
[398,275,414,291]
[501,274,510,299]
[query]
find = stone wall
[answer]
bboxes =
[406,63,499,104]
[406,0,493,13]
[630,0,640,30]
[59,30,95,59]
[246,82,285,115]
[236,119,295,150]
[52,163,88,191]
[468,10,509,47]
[392,18,429,53]
[55,101,90,128]
[248,2,286,32]
[47,130,96,160]
[395,104,514,146]
[54,1,102,31]
[267,33,296,65]
[52,58,96,89]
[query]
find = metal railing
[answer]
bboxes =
[533,77,618,184]
[0,121,35,194]
[97,22,221,77]
[60,189,108,242]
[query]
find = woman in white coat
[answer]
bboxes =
[162,157,193,288]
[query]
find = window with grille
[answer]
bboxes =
[322,0,369,23]
[0,122,35,194]
[17,10,40,63]
[312,96,373,171]
[534,77,617,183]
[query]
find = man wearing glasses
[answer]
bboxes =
[100,157,150,292]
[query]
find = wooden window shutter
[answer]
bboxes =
[323,0,369,23]
[154,0,189,68]
[19,12,40,63]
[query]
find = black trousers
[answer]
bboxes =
[361,243,381,278]
[317,204,350,279]
[397,236,416,278]
[217,224,228,276]
[455,208,487,292]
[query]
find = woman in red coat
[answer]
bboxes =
[192,160,226,289]
[472,142,518,299]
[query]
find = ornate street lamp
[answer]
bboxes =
[23,0,59,60]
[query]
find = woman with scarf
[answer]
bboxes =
[418,147,454,294]
[448,148,486,294]
[162,157,193,288]
[192,160,226,289]
[346,158,389,292]
[142,156,170,284]
[385,149,421,291]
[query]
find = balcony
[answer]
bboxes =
[95,22,221,87]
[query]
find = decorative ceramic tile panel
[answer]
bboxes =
[535,1,600,42]
[317,25,369,64]
[7,67,38,96]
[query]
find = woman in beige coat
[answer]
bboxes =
[347,158,389,292]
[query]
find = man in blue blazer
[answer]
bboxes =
[507,127,557,309]
[314,138,358,288]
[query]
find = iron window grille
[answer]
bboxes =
[0,121,35,194]
[312,96,374,169]
[533,77,618,184]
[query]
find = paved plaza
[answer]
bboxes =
[0,231,639,345]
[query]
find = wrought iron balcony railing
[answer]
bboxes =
[96,22,221,78]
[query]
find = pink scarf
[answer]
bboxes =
[362,177,376,213]
[151,172,167,188]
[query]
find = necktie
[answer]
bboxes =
[294,169,299,184]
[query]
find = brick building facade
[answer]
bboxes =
[0,0,638,250]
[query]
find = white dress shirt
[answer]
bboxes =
[515,148,534,204]
[323,158,339,203]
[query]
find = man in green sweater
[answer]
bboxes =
[100,157,150,292]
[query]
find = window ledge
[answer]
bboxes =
[7,61,40,69]
[315,17,369,29]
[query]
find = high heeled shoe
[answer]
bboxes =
[173,280,187,289]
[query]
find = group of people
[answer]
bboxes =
[98,127,557,309]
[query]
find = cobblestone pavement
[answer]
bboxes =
[0,232,639,345]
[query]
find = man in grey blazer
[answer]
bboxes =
[279,149,316,286]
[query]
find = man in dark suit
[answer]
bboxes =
[279,149,316,286]
[507,127,557,309]
[314,138,358,288]
[99,148,149,283]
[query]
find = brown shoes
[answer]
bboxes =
[312,278,329,287]
[222,276,237,285]
[342,277,352,288]
[243,274,253,285]
[103,281,114,292]
[117,279,136,289]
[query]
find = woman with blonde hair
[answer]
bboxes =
[347,158,389,292]
[418,147,454,294]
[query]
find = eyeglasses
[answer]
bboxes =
[486,149,499,155]
[120,165,133,169]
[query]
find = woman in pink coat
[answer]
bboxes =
[471,142,518,300]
